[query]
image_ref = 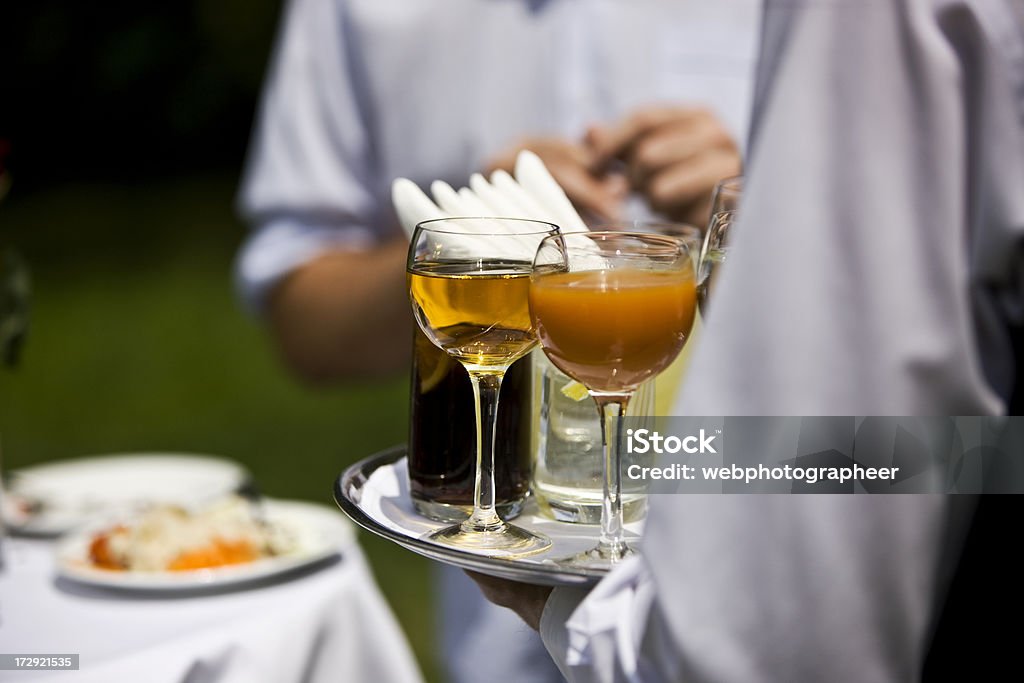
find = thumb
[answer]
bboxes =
[584,124,622,169]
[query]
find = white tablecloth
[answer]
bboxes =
[0,537,424,683]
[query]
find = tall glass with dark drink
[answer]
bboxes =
[408,326,532,523]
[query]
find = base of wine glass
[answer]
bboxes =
[556,542,636,569]
[534,485,648,524]
[411,495,527,524]
[426,520,552,558]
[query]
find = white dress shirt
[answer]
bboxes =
[235,0,761,311]
[540,0,1024,681]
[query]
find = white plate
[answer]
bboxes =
[55,499,354,591]
[5,453,250,536]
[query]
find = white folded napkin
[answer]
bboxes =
[391,150,612,266]
[391,151,588,238]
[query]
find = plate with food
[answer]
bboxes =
[55,496,355,591]
[4,453,250,536]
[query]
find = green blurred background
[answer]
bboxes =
[1,2,439,679]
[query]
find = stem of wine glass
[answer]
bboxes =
[592,391,632,560]
[462,368,506,533]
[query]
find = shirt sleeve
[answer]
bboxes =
[539,0,1024,680]
[234,0,390,313]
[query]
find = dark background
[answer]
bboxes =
[2,0,276,187]
[1,2,439,679]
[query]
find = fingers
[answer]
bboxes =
[645,146,742,226]
[588,107,741,226]
[548,158,628,221]
[465,570,553,631]
[587,106,706,166]
[484,138,594,181]
[483,138,627,222]
[626,114,735,190]
[482,111,740,228]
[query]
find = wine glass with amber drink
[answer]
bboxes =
[408,218,556,557]
[530,232,697,562]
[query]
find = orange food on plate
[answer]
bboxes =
[88,526,127,570]
[85,497,296,573]
[167,538,260,571]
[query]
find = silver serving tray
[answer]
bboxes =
[334,446,643,586]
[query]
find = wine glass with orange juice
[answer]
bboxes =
[529,232,697,562]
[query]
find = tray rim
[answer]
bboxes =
[334,445,608,586]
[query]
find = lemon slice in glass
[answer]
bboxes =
[559,380,590,402]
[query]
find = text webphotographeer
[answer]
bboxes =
[627,462,900,485]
